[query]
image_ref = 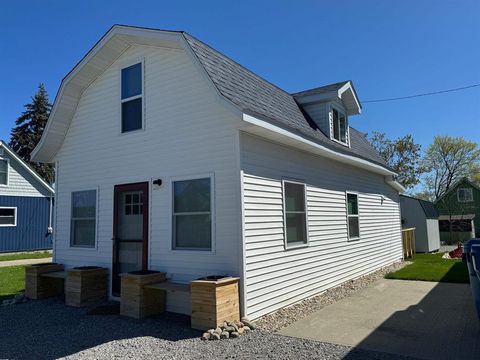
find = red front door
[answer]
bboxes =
[112,182,149,296]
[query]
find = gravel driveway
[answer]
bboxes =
[0,298,416,360]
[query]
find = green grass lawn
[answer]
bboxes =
[385,253,469,283]
[0,266,25,302]
[0,251,52,262]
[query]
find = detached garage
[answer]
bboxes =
[400,195,440,253]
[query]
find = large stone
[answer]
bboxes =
[214,327,222,335]
[220,331,229,339]
[211,333,221,340]
[201,332,210,340]
[243,326,251,332]
[242,320,255,330]
[230,331,240,338]
[238,327,245,335]
[225,326,236,333]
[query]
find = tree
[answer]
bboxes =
[422,136,480,243]
[9,84,54,184]
[421,136,480,200]
[369,131,423,189]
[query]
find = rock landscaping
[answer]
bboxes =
[255,261,407,332]
[201,317,255,340]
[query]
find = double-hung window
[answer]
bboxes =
[121,63,143,133]
[457,188,473,202]
[71,190,97,247]
[0,159,8,185]
[346,192,360,240]
[283,181,308,247]
[332,107,347,144]
[0,207,16,226]
[172,177,212,250]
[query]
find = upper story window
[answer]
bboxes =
[121,63,143,133]
[332,107,347,144]
[457,188,473,202]
[283,180,308,247]
[0,159,8,185]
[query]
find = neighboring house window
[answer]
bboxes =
[332,107,347,144]
[0,207,16,226]
[172,177,212,250]
[0,159,8,185]
[457,188,473,202]
[121,62,143,133]
[283,181,308,246]
[70,190,97,247]
[346,192,360,239]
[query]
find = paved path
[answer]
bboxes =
[280,279,480,360]
[0,257,52,268]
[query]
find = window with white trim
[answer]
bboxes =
[332,107,347,144]
[0,159,8,185]
[347,193,360,239]
[70,190,97,247]
[172,177,212,250]
[121,63,143,133]
[283,181,308,246]
[0,207,16,226]
[457,188,473,202]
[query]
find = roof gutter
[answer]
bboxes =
[242,113,405,193]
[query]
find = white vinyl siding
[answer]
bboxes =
[240,133,402,319]
[0,154,51,197]
[53,44,241,285]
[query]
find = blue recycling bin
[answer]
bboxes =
[464,239,480,320]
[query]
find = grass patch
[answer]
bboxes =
[385,253,469,283]
[0,251,52,262]
[0,266,25,302]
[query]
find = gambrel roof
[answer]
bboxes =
[32,25,391,177]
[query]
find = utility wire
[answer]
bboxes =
[363,83,480,103]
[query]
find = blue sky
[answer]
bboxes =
[1,0,479,152]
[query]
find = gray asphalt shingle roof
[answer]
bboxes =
[292,81,350,97]
[182,33,388,168]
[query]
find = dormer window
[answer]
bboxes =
[331,107,347,145]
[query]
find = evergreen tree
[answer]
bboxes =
[9,84,54,184]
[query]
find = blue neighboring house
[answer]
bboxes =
[0,140,54,252]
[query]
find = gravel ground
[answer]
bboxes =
[255,261,407,332]
[0,296,416,360]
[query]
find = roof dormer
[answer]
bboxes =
[293,80,362,148]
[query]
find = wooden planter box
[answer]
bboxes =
[25,263,65,299]
[120,270,166,319]
[65,266,108,307]
[190,276,240,330]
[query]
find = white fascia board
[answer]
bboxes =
[242,114,404,191]
[0,142,54,194]
[338,82,362,115]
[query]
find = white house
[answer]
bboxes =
[32,25,405,320]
